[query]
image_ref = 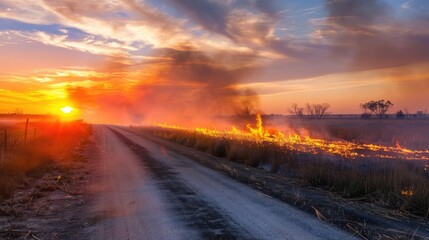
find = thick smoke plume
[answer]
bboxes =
[68,45,260,125]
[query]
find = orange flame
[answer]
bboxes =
[246,113,270,139]
[158,113,429,161]
[401,189,414,196]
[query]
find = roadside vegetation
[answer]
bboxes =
[0,120,92,200]
[284,118,429,150]
[144,122,429,218]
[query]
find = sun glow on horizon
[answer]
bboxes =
[60,106,74,114]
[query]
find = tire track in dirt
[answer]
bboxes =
[109,127,252,240]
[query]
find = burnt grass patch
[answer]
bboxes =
[109,127,252,240]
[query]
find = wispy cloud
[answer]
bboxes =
[16,31,136,56]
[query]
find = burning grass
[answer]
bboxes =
[0,120,91,200]
[145,114,429,217]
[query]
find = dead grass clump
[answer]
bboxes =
[211,139,229,157]
[0,173,18,199]
[0,121,91,200]
[0,146,53,200]
[300,159,429,216]
[149,128,296,172]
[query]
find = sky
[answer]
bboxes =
[0,0,428,124]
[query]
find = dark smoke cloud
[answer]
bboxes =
[48,0,265,125]
[169,0,280,42]
[68,45,260,125]
[324,0,429,70]
[157,46,260,114]
[159,47,254,86]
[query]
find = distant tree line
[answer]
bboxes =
[360,99,424,119]
[289,100,423,120]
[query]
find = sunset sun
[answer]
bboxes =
[60,106,74,114]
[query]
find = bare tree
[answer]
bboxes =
[235,99,254,116]
[305,103,330,118]
[288,103,304,117]
[14,108,23,115]
[234,89,259,116]
[305,103,314,116]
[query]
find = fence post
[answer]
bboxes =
[4,129,7,151]
[24,118,29,144]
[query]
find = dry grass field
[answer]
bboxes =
[282,118,429,150]
[143,117,429,218]
[0,120,91,200]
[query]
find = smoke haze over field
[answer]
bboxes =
[67,45,261,125]
[0,0,428,123]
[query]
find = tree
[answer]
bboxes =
[396,110,405,119]
[359,103,371,119]
[234,89,259,116]
[305,103,330,118]
[288,103,304,117]
[235,99,254,116]
[360,100,393,119]
[360,103,369,114]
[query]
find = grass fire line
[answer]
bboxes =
[148,114,429,217]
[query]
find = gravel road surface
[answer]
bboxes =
[89,125,356,240]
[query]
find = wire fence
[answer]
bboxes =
[0,118,41,163]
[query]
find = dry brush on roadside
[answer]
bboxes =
[0,121,92,201]
[144,127,429,218]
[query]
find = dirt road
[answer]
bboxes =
[88,125,356,240]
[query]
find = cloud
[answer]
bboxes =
[1,0,180,50]
[0,0,58,24]
[168,0,305,60]
[1,0,301,63]
[15,31,136,56]
[250,0,280,18]
[169,0,232,38]
[2,0,428,118]
[316,0,429,70]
